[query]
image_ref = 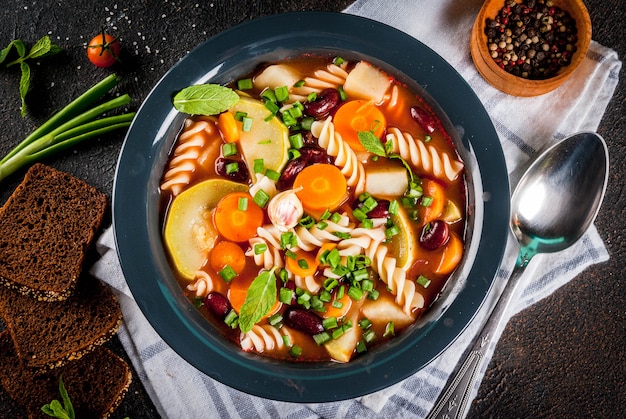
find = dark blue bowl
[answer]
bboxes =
[113,11,509,402]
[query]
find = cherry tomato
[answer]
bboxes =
[87,31,121,68]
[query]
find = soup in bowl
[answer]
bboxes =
[113,12,509,401]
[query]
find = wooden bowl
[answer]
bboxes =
[470,0,591,96]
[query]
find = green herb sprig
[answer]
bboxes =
[0,36,63,117]
[173,83,239,115]
[41,376,75,419]
[238,268,278,332]
[0,73,135,183]
[358,130,416,183]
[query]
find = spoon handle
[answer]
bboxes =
[426,262,527,419]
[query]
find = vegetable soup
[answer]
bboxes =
[160,56,466,362]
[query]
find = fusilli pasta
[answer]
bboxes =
[386,127,464,182]
[186,270,215,298]
[240,324,292,353]
[311,117,366,195]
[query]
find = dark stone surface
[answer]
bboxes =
[0,1,622,418]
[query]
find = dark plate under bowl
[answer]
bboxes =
[113,12,509,402]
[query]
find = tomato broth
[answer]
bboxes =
[159,55,467,363]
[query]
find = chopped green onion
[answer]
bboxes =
[333,231,351,240]
[297,259,309,269]
[385,224,400,239]
[319,209,332,220]
[313,331,331,345]
[289,345,303,357]
[417,275,431,288]
[282,335,292,347]
[319,289,332,302]
[224,310,239,328]
[338,86,347,101]
[333,56,345,65]
[280,232,297,249]
[268,313,283,326]
[331,299,344,309]
[234,111,247,121]
[222,143,237,157]
[218,265,237,282]
[359,318,372,329]
[323,277,339,291]
[254,243,267,254]
[332,327,346,340]
[316,221,328,230]
[294,80,306,87]
[301,116,314,131]
[261,89,277,103]
[279,287,294,304]
[348,286,364,301]
[362,196,378,211]
[242,116,253,132]
[265,168,280,181]
[298,215,315,228]
[238,197,248,211]
[253,158,265,173]
[289,133,304,149]
[288,148,301,160]
[361,279,374,292]
[237,78,253,90]
[383,322,395,338]
[361,219,374,229]
[337,284,345,299]
[253,189,270,208]
[356,340,367,353]
[323,317,338,330]
[367,289,380,300]
[421,196,434,207]
[264,100,280,115]
[275,86,289,102]
[389,199,400,215]
[307,92,318,102]
[225,162,239,174]
[363,329,376,343]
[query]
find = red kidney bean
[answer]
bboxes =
[304,88,341,118]
[277,147,333,190]
[420,220,450,250]
[215,157,249,183]
[205,292,232,319]
[365,199,390,219]
[410,106,436,134]
[284,307,324,335]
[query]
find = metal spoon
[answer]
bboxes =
[427,131,609,419]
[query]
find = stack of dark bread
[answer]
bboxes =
[0,164,131,418]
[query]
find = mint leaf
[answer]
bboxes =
[173,84,239,115]
[26,35,52,59]
[19,61,30,117]
[358,130,386,157]
[238,269,277,332]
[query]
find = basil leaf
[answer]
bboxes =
[238,269,277,333]
[19,61,30,117]
[358,130,386,157]
[26,36,52,59]
[173,84,239,115]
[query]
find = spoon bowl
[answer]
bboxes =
[428,131,609,418]
[512,132,609,266]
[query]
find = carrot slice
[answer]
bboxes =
[435,232,463,275]
[293,163,347,212]
[419,179,445,226]
[322,288,352,319]
[333,100,386,152]
[217,111,240,143]
[213,192,264,242]
[286,250,319,277]
[209,240,246,274]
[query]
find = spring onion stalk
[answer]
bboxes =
[0,74,135,182]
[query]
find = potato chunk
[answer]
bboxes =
[364,164,408,198]
[343,61,391,103]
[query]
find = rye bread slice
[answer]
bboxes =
[0,163,107,301]
[0,276,122,369]
[0,332,132,419]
